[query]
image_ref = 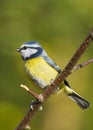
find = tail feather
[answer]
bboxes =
[64,86,90,109]
[68,92,90,109]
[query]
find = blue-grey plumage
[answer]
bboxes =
[17,41,90,109]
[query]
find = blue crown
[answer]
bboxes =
[25,41,39,45]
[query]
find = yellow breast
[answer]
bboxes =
[24,57,58,88]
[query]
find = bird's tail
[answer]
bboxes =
[63,86,90,109]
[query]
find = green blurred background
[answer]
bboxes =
[0,0,93,130]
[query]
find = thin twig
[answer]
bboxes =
[73,58,93,72]
[20,84,45,102]
[15,28,93,130]
[20,84,40,100]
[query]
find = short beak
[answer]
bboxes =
[16,48,20,52]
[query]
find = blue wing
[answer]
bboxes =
[43,56,61,73]
[43,56,71,88]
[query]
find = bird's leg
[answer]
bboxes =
[30,100,43,111]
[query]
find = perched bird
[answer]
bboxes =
[17,41,90,109]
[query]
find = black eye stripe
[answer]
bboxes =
[21,46,40,50]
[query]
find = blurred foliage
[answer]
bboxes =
[0,0,93,130]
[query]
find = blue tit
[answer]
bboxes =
[17,41,90,109]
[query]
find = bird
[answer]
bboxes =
[17,41,90,109]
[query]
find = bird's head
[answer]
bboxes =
[17,41,47,60]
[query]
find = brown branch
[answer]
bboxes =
[41,28,93,100]
[15,28,93,130]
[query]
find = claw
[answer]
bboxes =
[30,100,43,111]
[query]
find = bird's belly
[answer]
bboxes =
[24,57,58,88]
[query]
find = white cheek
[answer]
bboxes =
[21,48,38,59]
[31,49,38,54]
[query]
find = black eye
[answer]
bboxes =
[23,46,27,50]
